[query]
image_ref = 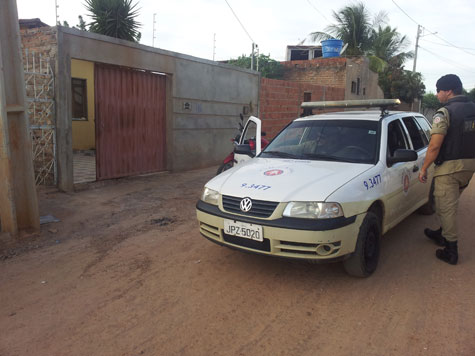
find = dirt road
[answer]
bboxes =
[1,167,475,356]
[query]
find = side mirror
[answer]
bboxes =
[261,131,267,137]
[387,149,418,166]
[234,144,255,157]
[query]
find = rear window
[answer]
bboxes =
[261,120,379,164]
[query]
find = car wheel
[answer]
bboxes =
[216,161,233,175]
[343,211,381,277]
[418,180,435,215]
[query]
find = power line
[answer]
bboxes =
[421,39,475,52]
[391,0,418,26]
[223,0,254,43]
[306,0,329,22]
[391,0,475,57]
[418,46,475,75]
[431,33,475,57]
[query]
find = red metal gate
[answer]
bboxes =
[94,63,167,180]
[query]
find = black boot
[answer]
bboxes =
[436,241,458,265]
[424,227,446,246]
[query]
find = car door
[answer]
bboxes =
[383,118,415,228]
[234,116,262,165]
[401,116,431,207]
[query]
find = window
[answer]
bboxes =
[242,121,257,144]
[387,120,409,157]
[351,79,361,95]
[302,92,312,116]
[403,116,428,150]
[415,116,431,142]
[72,78,88,120]
[262,120,379,164]
[313,48,322,58]
[290,50,309,60]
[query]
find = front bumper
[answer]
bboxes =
[196,200,365,261]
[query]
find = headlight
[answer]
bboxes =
[201,187,219,205]
[283,202,343,219]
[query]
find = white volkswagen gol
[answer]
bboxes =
[196,99,434,277]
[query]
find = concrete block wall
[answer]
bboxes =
[259,78,345,138]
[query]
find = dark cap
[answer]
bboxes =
[436,74,463,92]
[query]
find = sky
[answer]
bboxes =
[16,0,475,93]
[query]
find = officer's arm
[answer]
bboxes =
[419,134,445,183]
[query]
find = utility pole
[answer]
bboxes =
[255,44,259,72]
[55,0,59,24]
[251,43,255,70]
[213,33,216,61]
[152,13,157,47]
[0,0,40,235]
[413,24,421,72]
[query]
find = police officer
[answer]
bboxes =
[419,74,475,265]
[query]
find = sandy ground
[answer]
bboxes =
[1,166,475,356]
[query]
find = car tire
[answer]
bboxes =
[343,211,381,277]
[418,180,435,215]
[216,161,233,175]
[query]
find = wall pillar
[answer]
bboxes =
[55,28,74,191]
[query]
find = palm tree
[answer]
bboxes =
[368,25,413,72]
[310,2,385,55]
[85,0,141,42]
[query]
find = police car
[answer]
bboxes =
[196,99,434,277]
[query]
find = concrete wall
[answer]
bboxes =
[56,27,260,190]
[345,57,384,100]
[71,59,95,150]
[259,78,345,138]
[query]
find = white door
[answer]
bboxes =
[401,116,431,207]
[234,116,262,165]
[383,118,415,228]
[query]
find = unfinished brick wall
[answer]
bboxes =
[20,26,58,185]
[259,78,345,138]
[281,57,347,88]
[20,26,57,61]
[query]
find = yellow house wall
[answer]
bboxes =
[71,59,95,150]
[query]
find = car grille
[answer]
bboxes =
[222,195,278,218]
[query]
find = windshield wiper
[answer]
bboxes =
[262,151,299,159]
[301,153,339,160]
[301,153,362,163]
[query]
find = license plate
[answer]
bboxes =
[223,219,263,242]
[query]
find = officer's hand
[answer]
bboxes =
[418,169,427,183]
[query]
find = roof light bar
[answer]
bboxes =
[301,99,401,110]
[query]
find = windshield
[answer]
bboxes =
[260,119,379,164]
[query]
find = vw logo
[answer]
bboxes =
[240,197,253,212]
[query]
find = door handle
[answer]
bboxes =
[412,165,419,173]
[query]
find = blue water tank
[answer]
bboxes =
[322,39,343,58]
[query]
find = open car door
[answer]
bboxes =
[234,116,262,165]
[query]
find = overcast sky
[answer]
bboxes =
[16,0,475,92]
